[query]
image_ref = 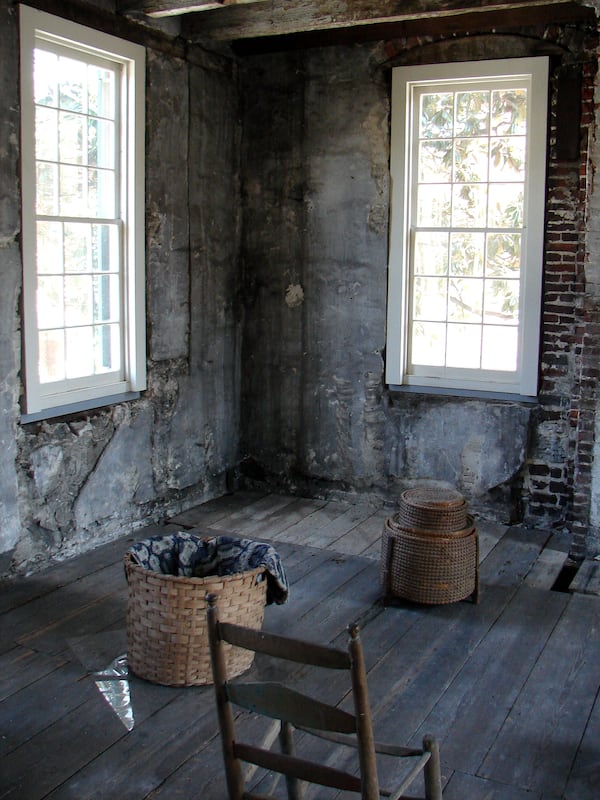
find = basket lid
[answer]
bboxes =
[400,487,465,511]
[396,487,468,532]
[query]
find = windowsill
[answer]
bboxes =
[20,391,141,424]
[387,384,538,404]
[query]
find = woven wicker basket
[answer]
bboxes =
[124,554,267,687]
[381,516,479,605]
[396,487,468,533]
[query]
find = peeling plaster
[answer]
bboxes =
[285,283,304,307]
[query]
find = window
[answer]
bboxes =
[386,58,548,397]
[20,5,146,420]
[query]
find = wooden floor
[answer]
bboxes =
[2,490,600,799]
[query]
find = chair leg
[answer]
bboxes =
[422,735,442,800]
[207,596,245,800]
[279,720,303,800]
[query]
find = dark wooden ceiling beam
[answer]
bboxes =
[231,2,596,54]
[120,0,267,17]
[177,0,593,41]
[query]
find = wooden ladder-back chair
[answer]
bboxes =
[206,594,443,800]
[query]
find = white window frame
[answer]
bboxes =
[19,5,146,421]
[386,57,548,398]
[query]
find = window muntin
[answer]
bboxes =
[20,6,146,419]
[386,58,548,397]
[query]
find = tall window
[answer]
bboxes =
[20,6,146,420]
[386,58,548,397]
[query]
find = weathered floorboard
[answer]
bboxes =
[480,592,600,796]
[411,584,569,774]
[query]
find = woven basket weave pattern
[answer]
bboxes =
[381,520,478,605]
[125,555,266,686]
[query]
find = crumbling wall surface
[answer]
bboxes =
[385,396,532,520]
[0,3,22,571]
[239,46,390,492]
[4,12,242,574]
[239,24,598,535]
[238,52,308,484]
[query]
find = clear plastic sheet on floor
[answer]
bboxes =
[92,654,134,731]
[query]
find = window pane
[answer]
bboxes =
[414,232,449,275]
[455,91,489,136]
[450,232,484,276]
[37,222,63,275]
[34,49,58,106]
[413,277,448,321]
[37,276,64,328]
[58,56,86,112]
[482,325,518,370]
[454,138,489,183]
[87,65,116,119]
[88,118,115,168]
[93,274,120,323]
[36,107,58,161]
[483,278,520,325]
[486,233,521,277]
[64,275,93,326]
[488,183,523,228]
[59,165,85,215]
[417,185,451,226]
[88,168,116,217]
[39,329,65,383]
[452,184,487,227]
[419,140,452,182]
[64,222,92,273]
[91,224,119,272]
[448,278,483,322]
[94,323,120,372]
[489,137,526,181]
[36,162,58,215]
[65,326,94,378]
[411,321,446,365]
[491,89,527,136]
[447,324,482,368]
[420,93,453,139]
[59,111,85,165]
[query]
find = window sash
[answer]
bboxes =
[20,6,146,418]
[386,57,548,398]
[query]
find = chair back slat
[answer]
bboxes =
[227,681,357,734]
[219,621,351,669]
[233,742,363,793]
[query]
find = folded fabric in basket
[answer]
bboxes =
[127,532,289,605]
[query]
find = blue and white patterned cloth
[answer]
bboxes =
[127,532,288,605]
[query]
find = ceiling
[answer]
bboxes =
[119,0,597,52]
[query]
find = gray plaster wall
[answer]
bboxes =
[237,42,553,524]
[0,3,242,574]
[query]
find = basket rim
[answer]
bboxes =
[123,552,265,585]
[385,514,476,540]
